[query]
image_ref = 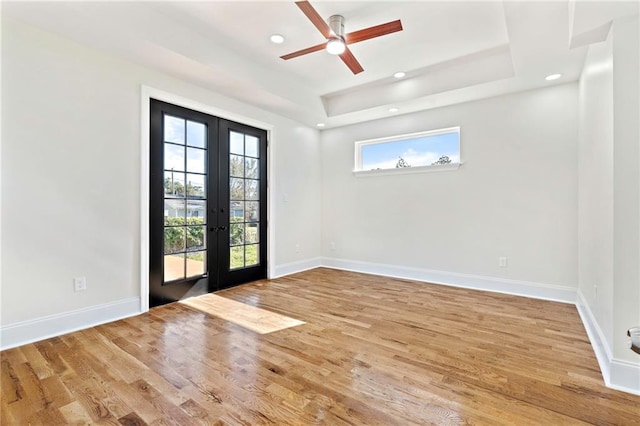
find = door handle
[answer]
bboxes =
[219,226,227,231]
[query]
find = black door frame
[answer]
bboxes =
[148,98,268,307]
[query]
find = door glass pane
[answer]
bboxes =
[186,226,206,251]
[164,116,185,144]
[186,200,206,224]
[246,224,259,244]
[230,131,244,155]
[230,222,244,246]
[230,155,244,177]
[231,201,244,221]
[164,143,184,172]
[230,246,244,269]
[245,244,259,266]
[245,201,259,222]
[164,227,185,254]
[245,135,259,158]
[164,172,186,198]
[230,178,244,200]
[164,254,185,281]
[164,199,185,225]
[186,121,205,148]
[245,179,259,200]
[245,158,258,179]
[186,147,205,174]
[186,174,205,198]
[186,251,205,277]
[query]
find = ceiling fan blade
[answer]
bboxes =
[280,42,326,60]
[295,1,331,38]
[339,47,364,75]
[345,20,403,45]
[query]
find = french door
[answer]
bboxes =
[149,99,267,307]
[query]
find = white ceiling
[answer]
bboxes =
[3,1,638,129]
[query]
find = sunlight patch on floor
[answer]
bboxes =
[179,294,305,334]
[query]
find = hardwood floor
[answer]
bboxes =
[2,268,639,425]
[179,294,305,334]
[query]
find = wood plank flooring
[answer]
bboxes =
[2,268,640,425]
[179,294,305,334]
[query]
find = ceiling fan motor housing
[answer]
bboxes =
[329,15,345,40]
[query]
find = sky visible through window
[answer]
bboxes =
[361,131,459,170]
[164,115,207,175]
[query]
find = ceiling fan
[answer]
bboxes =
[280,1,403,75]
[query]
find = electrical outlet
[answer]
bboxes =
[295,244,300,253]
[499,257,508,268]
[74,276,87,292]
[330,242,336,251]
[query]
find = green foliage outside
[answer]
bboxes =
[230,218,258,244]
[230,244,258,269]
[230,216,243,244]
[164,177,204,198]
[230,155,259,201]
[188,252,205,262]
[164,217,205,254]
[230,216,258,269]
[165,215,258,268]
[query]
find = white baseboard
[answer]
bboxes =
[0,297,141,351]
[576,290,640,395]
[272,257,322,279]
[610,359,640,395]
[575,290,613,378]
[321,257,577,303]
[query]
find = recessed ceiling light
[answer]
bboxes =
[545,73,562,81]
[316,123,325,127]
[389,107,399,113]
[270,34,285,44]
[393,72,406,79]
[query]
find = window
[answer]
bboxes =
[354,127,460,174]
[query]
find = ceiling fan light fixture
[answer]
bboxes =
[270,34,285,44]
[281,3,402,75]
[326,37,346,55]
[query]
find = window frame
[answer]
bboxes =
[353,126,461,176]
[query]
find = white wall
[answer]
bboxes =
[321,84,578,289]
[1,18,321,329]
[578,14,640,391]
[578,30,615,354]
[611,14,640,366]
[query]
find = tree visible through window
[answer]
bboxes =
[355,127,460,172]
